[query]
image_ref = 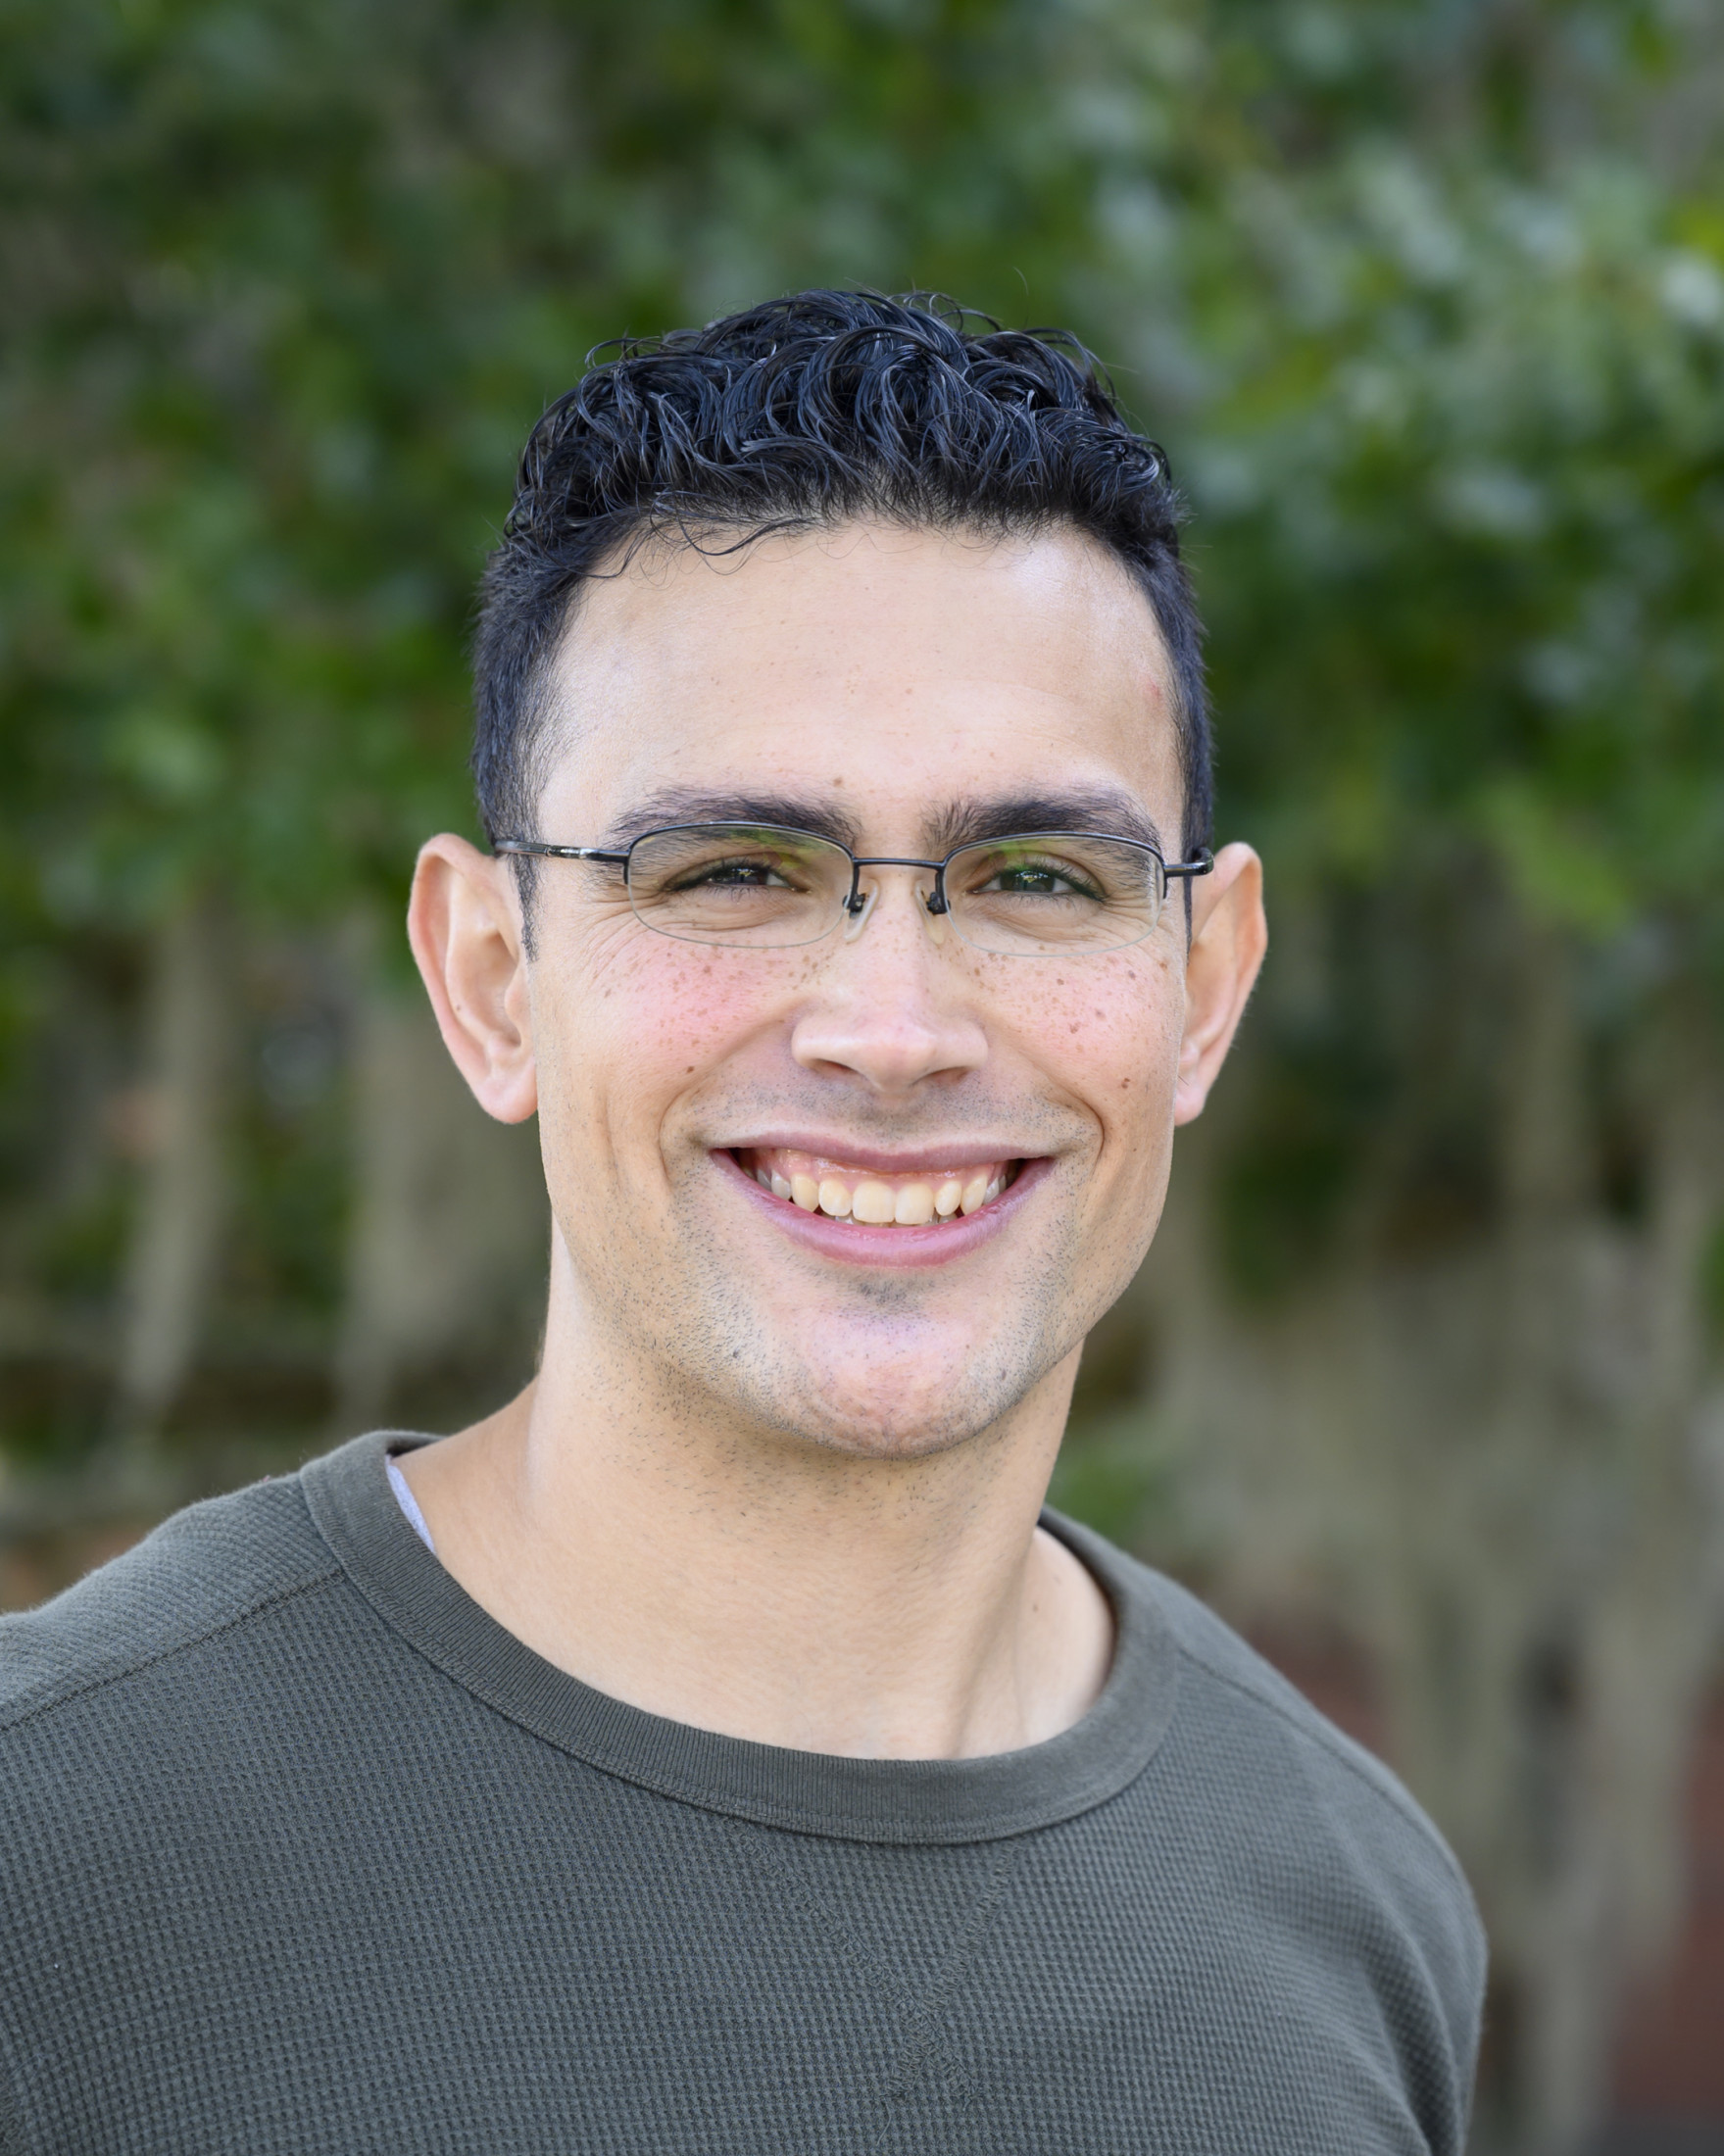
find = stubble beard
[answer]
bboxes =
[589,1168,1097,1466]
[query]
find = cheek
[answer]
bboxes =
[1006,948,1183,1151]
[538,935,787,1138]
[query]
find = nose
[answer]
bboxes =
[789,866,987,1097]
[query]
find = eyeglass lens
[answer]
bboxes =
[622,825,1167,955]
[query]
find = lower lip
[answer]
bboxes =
[713,1150,1050,1269]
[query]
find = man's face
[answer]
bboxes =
[521,523,1208,1458]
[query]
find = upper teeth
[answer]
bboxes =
[746,1151,1010,1224]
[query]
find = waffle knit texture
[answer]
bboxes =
[0,1431,1484,2154]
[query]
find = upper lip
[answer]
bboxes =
[716,1133,1041,1174]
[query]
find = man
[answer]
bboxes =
[2,292,1483,2151]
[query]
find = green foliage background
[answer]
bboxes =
[1,0,1719,1470]
[4,5,1724,2141]
[2,0,1720,1458]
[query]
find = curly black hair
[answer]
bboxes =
[472,290,1210,877]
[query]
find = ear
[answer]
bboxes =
[1173,841,1265,1126]
[407,834,538,1125]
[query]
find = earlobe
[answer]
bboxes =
[1172,841,1266,1126]
[407,835,539,1125]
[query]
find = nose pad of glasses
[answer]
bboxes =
[843,884,879,941]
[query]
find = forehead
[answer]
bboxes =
[536,522,1181,838]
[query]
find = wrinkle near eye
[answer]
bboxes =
[564,903,656,988]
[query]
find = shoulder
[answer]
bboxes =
[0,1469,344,1741]
[1057,1514,1487,2080]
[1068,1516,1471,1886]
[1143,1555,1457,1858]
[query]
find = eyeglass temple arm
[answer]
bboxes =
[492,840,630,863]
[1163,850,1215,878]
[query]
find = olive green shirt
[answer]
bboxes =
[0,1431,1483,2152]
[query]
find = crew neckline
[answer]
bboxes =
[301,1430,1178,1846]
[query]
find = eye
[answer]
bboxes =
[683,858,795,889]
[665,853,805,893]
[972,857,1107,903]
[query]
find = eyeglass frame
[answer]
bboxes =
[493,821,1215,953]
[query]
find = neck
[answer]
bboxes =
[400,1242,1112,1760]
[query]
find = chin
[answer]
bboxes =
[740,1331,1060,1461]
[642,1239,1083,1459]
[786,1400,990,1462]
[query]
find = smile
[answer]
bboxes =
[731,1148,1021,1226]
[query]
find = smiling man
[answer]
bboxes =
[1,293,1483,2152]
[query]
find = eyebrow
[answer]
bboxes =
[599,783,1165,858]
[924,789,1166,858]
[599,788,862,852]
